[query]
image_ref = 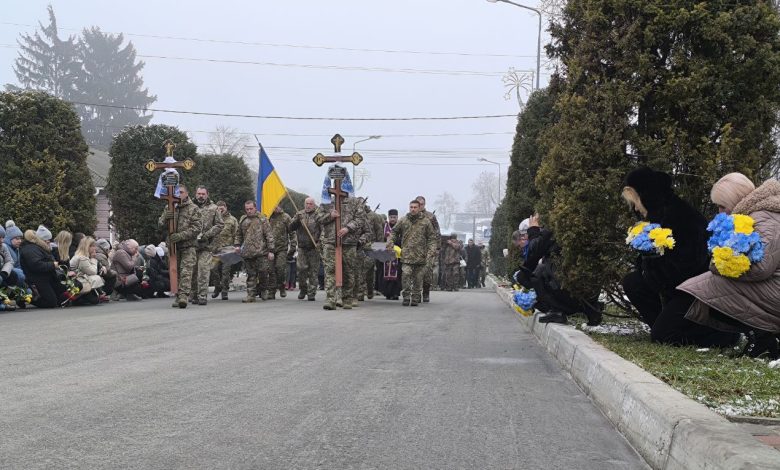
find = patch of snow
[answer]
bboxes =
[581,321,650,336]
[696,348,710,352]
[714,397,780,417]
[769,359,780,369]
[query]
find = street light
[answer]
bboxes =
[478,157,503,205]
[352,135,381,194]
[486,0,542,91]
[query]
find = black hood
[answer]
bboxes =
[624,167,674,219]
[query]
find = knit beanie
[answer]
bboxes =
[144,244,157,258]
[155,246,165,258]
[5,220,15,229]
[711,172,756,213]
[36,225,53,241]
[96,238,111,252]
[5,225,23,240]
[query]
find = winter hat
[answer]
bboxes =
[144,244,156,258]
[155,246,165,258]
[5,220,15,229]
[711,172,756,213]
[5,225,23,240]
[36,225,52,241]
[96,238,111,252]
[388,209,398,216]
[518,218,530,234]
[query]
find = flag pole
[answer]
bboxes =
[254,135,318,248]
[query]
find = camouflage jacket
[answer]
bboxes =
[290,209,321,250]
[443,239,463,265]
[364,209,385,244]
[195,199,224,251]
[158,197,202,249]
[268,211,297,254]
[235,213,274,258]
[316,197,366,246]
[480,247,490,268]
[390,212,438,265]
[215,213,238,250]
[421,210,441,239]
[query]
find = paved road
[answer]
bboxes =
[0,289,646,469]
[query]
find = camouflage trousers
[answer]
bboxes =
[401,262,426,302]
[443,263,460,291]
[422,257,437,298]
[322,244,358,306]
[244,256,272,298]
[270,250,288,295]
[210,258,232,294]
[190,249,213,300]
[176,246,197,298]
[355,252,375,299]
[296,247,320,297]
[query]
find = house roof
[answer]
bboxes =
[87,148,110,188]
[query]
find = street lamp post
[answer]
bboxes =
[486,0,542,90]
[351,135,381,194]
[478,157,503,207]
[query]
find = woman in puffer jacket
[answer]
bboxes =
[678,173,780,359]
[70,236,108,305]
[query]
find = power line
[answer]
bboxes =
[0,21,532,59]
[136,54,506,77]
[70,100,517,121]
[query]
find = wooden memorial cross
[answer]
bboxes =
[145,140,195,294]
[313,134,363,287]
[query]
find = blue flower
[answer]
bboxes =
[513,290,537,311]
[707,213,734,234]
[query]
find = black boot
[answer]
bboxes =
[740,330,780,359]
[538,312,568,324]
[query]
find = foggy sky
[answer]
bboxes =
[0,0,550,222]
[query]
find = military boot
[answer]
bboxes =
[323,303,336,310]
[242,295,256,303]
[280,286,287,298]
[402,297,410,306]
[298,290,306,300]
[176,295,188,309]
[221,292,229,301]
[411,295,421,307]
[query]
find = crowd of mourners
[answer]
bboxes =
[0,221,172,310]
[509,168,779,359]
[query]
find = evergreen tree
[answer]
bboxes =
[489,87,559,277]
[107,125,197,243]
[536,0,780,299]
[0,91,96,233]
[77,28,156,150]
[189,154,254,217]
[10,5,81,100]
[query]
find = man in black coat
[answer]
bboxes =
[621,167,738,346]
[464,239,482,288]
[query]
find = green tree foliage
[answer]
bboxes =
[278,188,309,216]
[9,5,81,100]
[77,28,156,150]
[189,154,254,218]
[536,0,780,299]
[107,125,197,243]
[489,88,559,276]
[0,91,96,233]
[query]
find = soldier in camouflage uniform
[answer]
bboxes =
[289,197,321,301]
[267,206,296,299]
[389,199,438,306]
[356,204,384,301]
[479,243,490,287]
[190,186,224,305]
[442,235,463,291]
[158,184,202,309]
[211,200,238,300]
[416,196,441,303]
[234,200,275,302]
[316,194,366,310]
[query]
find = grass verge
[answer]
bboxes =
[578,317,780,418]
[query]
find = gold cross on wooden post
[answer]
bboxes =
[144,140,196,294]
[313,134,363,287]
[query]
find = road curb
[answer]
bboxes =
[488,277,780,469]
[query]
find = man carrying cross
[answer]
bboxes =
[316,174,366,310]
[158,184,202,308]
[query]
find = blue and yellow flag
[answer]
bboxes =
[256,145,287,217]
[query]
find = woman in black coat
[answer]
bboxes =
[621,167,737,347]
[19,230,67,308]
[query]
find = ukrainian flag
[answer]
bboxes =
[257,144,287,217]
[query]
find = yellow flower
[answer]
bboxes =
[648,227,675,253]
[628,222,649,238]
[712,247,751,278]
[514,304,533,318]
[732,214,755,235]
[393,245,402,259]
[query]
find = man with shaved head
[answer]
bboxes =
[290,197,321,301]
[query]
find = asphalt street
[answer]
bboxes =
[0,289,647,469]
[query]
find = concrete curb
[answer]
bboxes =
[488,277,780,470]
